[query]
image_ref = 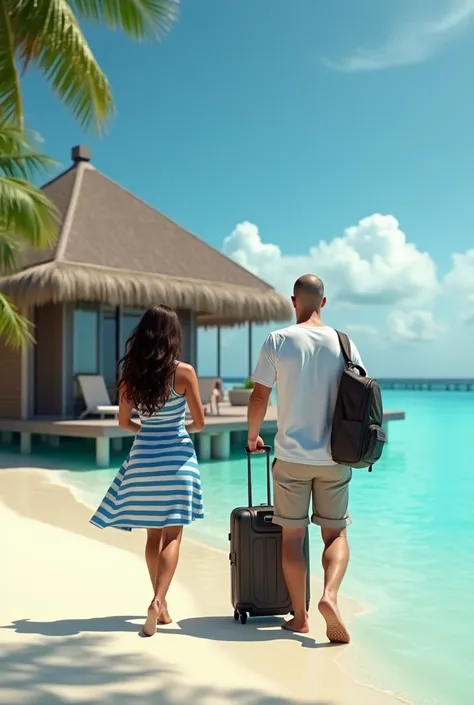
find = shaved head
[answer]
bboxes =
[293,274,325,310]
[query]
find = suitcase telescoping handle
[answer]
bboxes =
[244,445,272,508]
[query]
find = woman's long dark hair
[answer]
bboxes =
[119,306,182,415]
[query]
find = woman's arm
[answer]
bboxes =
[177,364,205,433]
[118,383,141,434]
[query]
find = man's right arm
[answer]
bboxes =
[251,334,277,389]
[247,334,277,451]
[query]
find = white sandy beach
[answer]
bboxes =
[0,463,407,705]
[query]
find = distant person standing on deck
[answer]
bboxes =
[90,305,205,637]
[247,275,364,642]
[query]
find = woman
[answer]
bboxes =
[90,305,205,637]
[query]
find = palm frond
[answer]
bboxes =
[13,0,114,132]
[0,232,19,273]
[0,292,33,348]
[0,123,58,179]
[0,175,58,250]
[71,0,179,40]
[0,0,23,123]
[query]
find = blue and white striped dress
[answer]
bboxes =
[90,389,204,531]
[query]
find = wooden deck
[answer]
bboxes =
[0,403,405,467]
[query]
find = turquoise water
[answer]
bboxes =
[190,390,474,705]
[7,390,473,705]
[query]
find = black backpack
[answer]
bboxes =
[330,331,386,472]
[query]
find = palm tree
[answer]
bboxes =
[0,125,58,347]
[0,0,179,129]
[0,0,179,347]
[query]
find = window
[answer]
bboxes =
[73,307,99,375]
[121,313,142,353]
[70,307,145,411]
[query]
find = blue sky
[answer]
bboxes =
[22,0,474,378]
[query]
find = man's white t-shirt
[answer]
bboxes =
[251,325,364,466]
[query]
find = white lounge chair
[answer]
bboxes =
[77,375,120,419]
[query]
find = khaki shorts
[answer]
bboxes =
[272,459,352,529]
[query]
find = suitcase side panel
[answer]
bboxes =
[230,506,310,617]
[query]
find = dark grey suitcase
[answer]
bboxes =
[229,445,310,624]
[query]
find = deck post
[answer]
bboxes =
[231,430,247,448]
[1,431,13,445]
[20,432,32,455]
[111,437,123,452]
[197,433,211,461]
[96,437,110,467]
[212,431,231,460]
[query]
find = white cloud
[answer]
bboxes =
[444,249,474,293]
[326,0,474,72]
[346,313,445,344]
[221,221,280,277]
[387,310,445,342]
[223,214,438,306]
[465,294,474,323]
[444,249,474,320]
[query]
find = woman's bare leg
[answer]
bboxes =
[153,526,183,608]
[143,529,163,636]
[143,528,174,633]
[145,528,162,585]
[143,526,183,635]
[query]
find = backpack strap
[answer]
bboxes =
[335,330,352,366]
[335,329,367,377]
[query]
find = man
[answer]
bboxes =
[247,274,364,642]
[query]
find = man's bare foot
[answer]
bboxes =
[158,600,172,625]
[281,613,310,634]
[143,598,160,637]
[318,597,350,644]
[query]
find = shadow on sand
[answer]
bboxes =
[3,615,144,637]
[3,614,339,651]
[160,615,339,650]
[0,633,332,705]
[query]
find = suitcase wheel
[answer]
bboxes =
[239,612,248,625]
[233,610,239,621]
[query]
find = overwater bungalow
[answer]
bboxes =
[0,146,296,463]
[0,146,291,417]
[0,146,404,464]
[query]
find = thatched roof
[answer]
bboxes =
[0,147,292,326]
